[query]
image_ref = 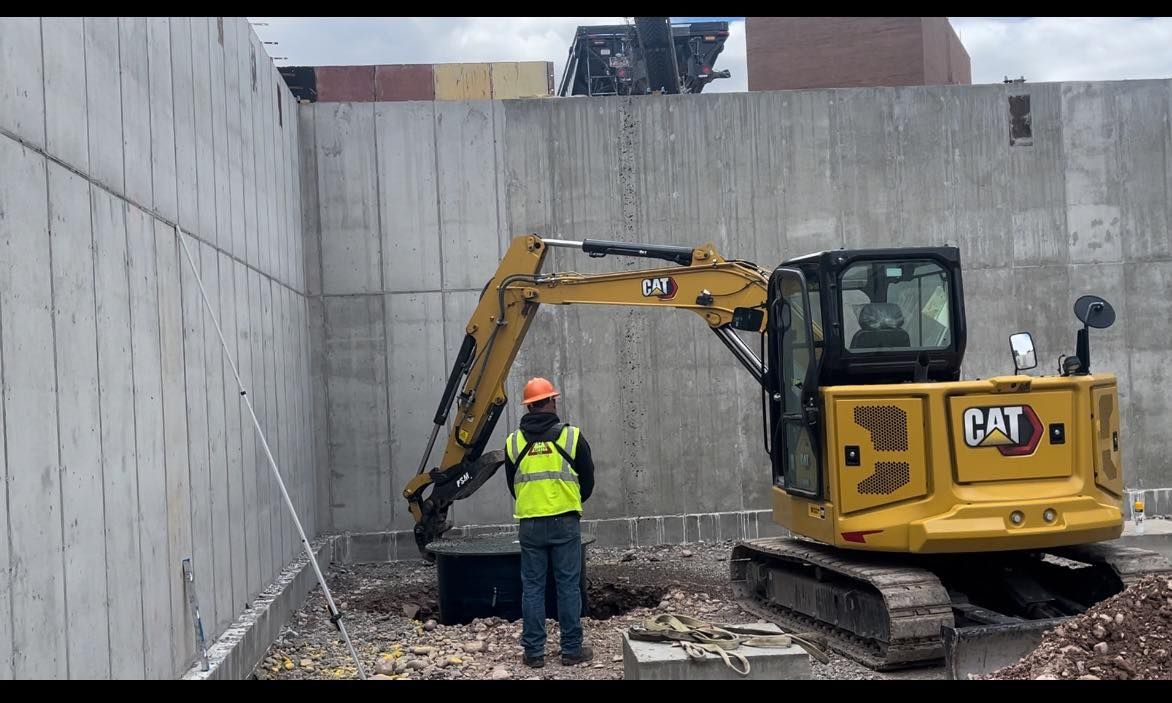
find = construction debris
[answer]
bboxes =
[982,575,1172,680]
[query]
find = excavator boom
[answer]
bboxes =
[403,234,773,553]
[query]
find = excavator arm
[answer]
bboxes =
[402,234,774,555]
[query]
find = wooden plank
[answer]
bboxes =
[490,62,552,99]
[434,63,491,100]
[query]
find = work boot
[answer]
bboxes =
[523,652,545,668]
[561,644,594,666]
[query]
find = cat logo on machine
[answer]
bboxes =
[641,276,678,301]
[963,405,1043,456]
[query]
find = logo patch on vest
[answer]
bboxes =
[641,276,678,300]
[962,405,1042,456]
[527,442,554,455]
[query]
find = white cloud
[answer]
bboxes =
[952,17,1172,83]
[249,17,1172,93]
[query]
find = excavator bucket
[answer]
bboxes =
[941,618,1066,680]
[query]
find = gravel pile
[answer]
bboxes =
[250,540,941,680]
[981,575,1172,680]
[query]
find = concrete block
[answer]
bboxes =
[147,18,178,223]
[42,18,89,171]
[324,295,390,531]
[377,102,441,292]
[191,18,218,245]
[217,256,246,616]
[435,101,502,289]
[342,532,392,563]
[169,17,198,234]
[222,17,245,260]
[156,224,196,671]
[47,164,110,680]
[91,185,146,678]
[316,102,380,294]
[84,18,125,193]
[622,626,812,680]
[0,138,65,679]
[0,17,45,147]
[119,18,154,208]
[636,516,685,547]
[585,518,636,548]
[127,207,171,679]
[234,263,260,598]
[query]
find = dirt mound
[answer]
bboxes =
[983,575,1172,680]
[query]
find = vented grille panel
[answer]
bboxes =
[857,462,911,495]
[853,405,909,451]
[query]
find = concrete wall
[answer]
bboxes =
[307,80,1172,547]
[0,17,314,679]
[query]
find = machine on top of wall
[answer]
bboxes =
[401,233,1170,677]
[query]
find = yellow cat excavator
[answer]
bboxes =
[402,234,1170,677]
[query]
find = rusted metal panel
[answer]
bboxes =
[433,62,491,100]
[489,61,553,99]
[375,63,435,102]
[314,65,374,102]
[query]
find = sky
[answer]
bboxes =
[248,17,1172,92]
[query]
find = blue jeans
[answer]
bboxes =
[518,514,583,658]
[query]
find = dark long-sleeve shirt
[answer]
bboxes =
[503,410,595,503]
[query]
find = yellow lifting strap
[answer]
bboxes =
[626,613,830,676]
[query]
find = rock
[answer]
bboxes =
[475,633,488,642]
[375,657,396,676]
[1078,675,1100,681]
[284,659,294,670]
[648,555,662,563]
[1033,674,1058,680]
[447,656,464,666]
[464,640,486,653]
[405,659,428,671]
[412,646,436,655]
[491,667,511,680]
[1060,645,1083,656]
[593,663,605,668]
[673,592,685,601]
[1094,642,1109,655]
[393,659,410,674]
[682,550,694,558]
[404,604,420,620]
[370,674,395,680]
[1076,661,1086,674]
[473,622,488,633]
[1093,624,1108,639]
[300,659,313,667]
[424,620,437,631]
[1114,613,1125,625]
[612,655,622,662]
[620,551,635,562]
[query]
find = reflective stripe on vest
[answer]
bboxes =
[506,425,582,519]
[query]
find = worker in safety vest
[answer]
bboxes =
[504,377,596,668]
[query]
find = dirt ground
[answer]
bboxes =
[983,574,1172,681]
[251,540,944,680]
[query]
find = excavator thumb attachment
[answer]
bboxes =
[942,618,1064,679]
[411,450,507,559]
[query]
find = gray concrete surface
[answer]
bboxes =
[0,17,314,679]
[622,625,812,680]
[305,80,1172,540]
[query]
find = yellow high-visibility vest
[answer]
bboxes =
[505,424,582,519]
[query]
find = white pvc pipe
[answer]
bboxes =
[174,225,367,680]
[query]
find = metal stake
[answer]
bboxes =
[174,225,367,680]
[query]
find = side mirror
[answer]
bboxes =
[1010,332,1037,373]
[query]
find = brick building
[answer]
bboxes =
[746,17,971,91]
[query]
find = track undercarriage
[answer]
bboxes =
[730,537,1172,675]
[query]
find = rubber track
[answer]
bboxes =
[731,537,1172,671]
[730,537,953,670]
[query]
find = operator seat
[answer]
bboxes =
[850,303,910,349]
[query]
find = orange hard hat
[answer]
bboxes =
[522,377,559,406]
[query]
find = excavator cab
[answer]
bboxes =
[762,248,966,499]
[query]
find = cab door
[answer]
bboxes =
[768,267,823,499]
